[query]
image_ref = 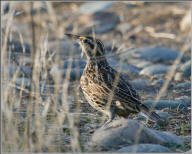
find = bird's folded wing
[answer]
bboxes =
[100,68,141,105]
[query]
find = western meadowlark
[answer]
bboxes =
[65,34,161,126]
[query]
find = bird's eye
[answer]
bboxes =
[83,39,88,43]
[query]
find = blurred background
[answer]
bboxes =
[1,1,191,153]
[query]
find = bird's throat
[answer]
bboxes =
[85,59,108,74]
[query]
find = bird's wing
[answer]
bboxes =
[100,66,142,110]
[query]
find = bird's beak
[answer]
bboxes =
[64,34,86,42]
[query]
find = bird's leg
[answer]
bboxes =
[102,108,115,128]
[102,117,113,128]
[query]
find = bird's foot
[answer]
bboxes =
[101,118,113,128]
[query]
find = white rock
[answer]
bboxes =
[117,144,171,152]
[139,64,169,76]
[79,2,114,14]
[90,119,183,151]
[180,11,191,33]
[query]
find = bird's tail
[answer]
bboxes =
[140,104,161,122]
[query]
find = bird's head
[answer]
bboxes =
[65,34,105,61]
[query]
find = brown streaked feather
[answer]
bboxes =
[80,63,142,116]
[65,34,163,124]
[99,66,141,105]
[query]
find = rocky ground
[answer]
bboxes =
[2,2,191,153]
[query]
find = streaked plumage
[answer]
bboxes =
[65,34,161,126]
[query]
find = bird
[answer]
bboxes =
[65,34,162,126]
